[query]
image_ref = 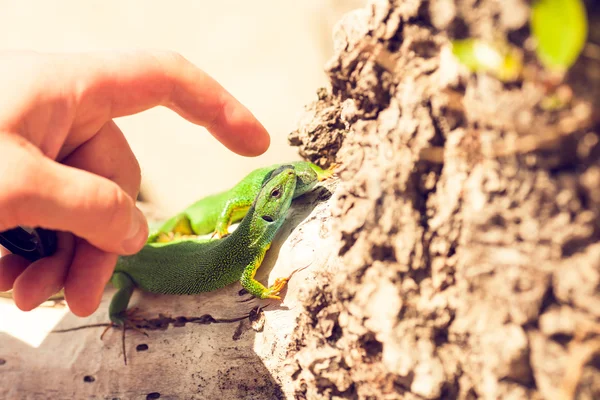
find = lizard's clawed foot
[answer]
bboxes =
[102,308,149,340]
[211,228,230,239]
[102,308,149,365]
[262,277,288,300]
[154,232,175,243]
[318,162,339,181]
[261,264,311,300]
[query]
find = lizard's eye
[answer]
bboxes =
[270,188,281,198]
[262,215,274,222]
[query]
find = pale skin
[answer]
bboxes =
[0,50,270,317]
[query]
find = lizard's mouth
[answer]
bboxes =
[261,215,274,222]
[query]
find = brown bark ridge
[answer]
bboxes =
[287,1,600,399]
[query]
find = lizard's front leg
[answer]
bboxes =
[108,272,138,326]
[147,214,194,243]
[106,272,149,364]
[239,246,294,300]
[240,262,286,300]
[213,199,250,238]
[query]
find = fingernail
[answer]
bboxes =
[121,207,147,254]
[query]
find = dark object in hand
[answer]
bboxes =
[0,226,57,262]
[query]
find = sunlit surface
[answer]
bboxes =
[0,299,69,348]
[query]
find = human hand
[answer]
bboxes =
[0,50,270,316]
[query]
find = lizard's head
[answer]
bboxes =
[251,166,297,240]
[261,161,332,202]
[291,162,319,198]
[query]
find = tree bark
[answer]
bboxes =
[287,1,600,399]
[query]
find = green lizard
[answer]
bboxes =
[108,165,300,327]
[1,161,334,304]
[147,161,335,242]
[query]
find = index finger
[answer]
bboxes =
[68,50,270,157]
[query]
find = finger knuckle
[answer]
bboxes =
[0,153,41,229]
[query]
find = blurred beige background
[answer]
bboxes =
[0,0,363,214]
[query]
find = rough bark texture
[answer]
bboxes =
[287,1,600,399]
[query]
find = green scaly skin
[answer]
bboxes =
[109,166,298,326]
[146,161,334,242]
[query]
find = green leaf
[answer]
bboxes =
[531,0,588,71]
[451,39,522,82]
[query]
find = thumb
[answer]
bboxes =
[0,134,148,255]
